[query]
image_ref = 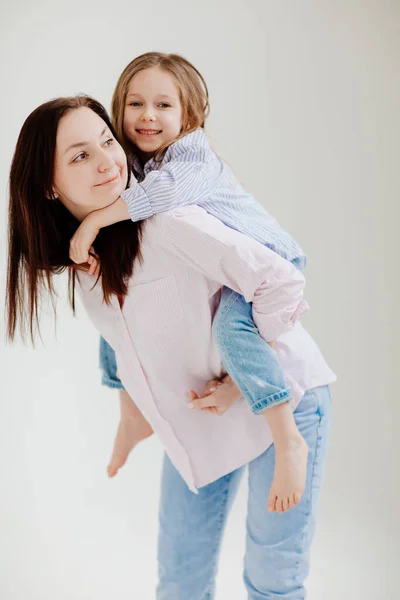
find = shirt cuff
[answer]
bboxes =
[121,185,154,222]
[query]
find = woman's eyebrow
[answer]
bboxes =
[64,126,109,155]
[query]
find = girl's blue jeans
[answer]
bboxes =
[99,288,292,414]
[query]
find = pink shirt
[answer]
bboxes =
[77,206,336,493]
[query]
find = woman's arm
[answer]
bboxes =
[157,206,308,342]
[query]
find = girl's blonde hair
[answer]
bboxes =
[111,52,210,162]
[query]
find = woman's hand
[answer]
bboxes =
[188,375,242,416]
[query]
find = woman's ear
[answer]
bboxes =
[45,190,58,200]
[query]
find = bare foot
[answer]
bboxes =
[107,417,153,478]
[267,434,308,513]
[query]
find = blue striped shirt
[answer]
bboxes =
[122,129,306,269]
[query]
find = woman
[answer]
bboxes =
[7,95,336,599]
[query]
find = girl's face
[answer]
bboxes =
[124,66,183,159]
[53,107,128,221]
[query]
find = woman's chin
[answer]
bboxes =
[97,187,125,209]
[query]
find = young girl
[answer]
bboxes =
[70,52,313,513]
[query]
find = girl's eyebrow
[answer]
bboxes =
[64,126,110,155]
[126,93,175,100]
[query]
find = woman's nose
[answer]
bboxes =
[98,151,115,173]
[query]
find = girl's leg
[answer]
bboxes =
[243,385,332,599]
[99,336,125,390]
[212,288,292,414]
[157,454,244,600]
[212,288,308,512]
[99,337,153,477]
[107,390,153,477]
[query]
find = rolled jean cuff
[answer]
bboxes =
[251,387,293,415]
[101,374,125,391]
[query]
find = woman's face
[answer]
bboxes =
[53,107,128,221]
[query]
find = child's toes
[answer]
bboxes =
[276,498,285,512]
[282,496,290,512]
[293,491,302,506]
[267,492,277,513]
[107,464,118,478]
[108,452,128,477]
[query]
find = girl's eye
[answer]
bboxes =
[104,138,114,147]
[159,103,170,108]
[129,101,142,107]
[73,152,87,163]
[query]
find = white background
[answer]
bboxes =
[0,1,399,598]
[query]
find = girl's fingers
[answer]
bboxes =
[188,390,216,410]
[201,378,222,396]
[87,255,96,275]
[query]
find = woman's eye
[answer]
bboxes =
[104,138,114,147]
[73,152,87,163]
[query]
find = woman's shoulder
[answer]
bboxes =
[145,206,207,238]
[154,206,210,229]
[143,206,217,250]
[149,206,242,255]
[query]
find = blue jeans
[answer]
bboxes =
[157,385,332,600]
[99,336,125,390]
[212,288,292,412]
[99,287,291,413]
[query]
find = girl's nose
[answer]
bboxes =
[141,109,156,122]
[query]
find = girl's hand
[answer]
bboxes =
[87,247,100,276]
[69,197,130,266]
[188,375,242,416]
[70,214,100,265]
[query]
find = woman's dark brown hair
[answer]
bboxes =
[6,95,143,343]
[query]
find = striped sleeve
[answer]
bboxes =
[158,206,309,342]
[121,139,211,222]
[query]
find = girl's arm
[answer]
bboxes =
[157,206,308,342]
[69,138,211,266]
[122,142,210,222]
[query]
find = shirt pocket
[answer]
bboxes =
[127,275,185,337]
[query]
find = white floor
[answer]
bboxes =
[0,451,396,600]
[0,350,396,600]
